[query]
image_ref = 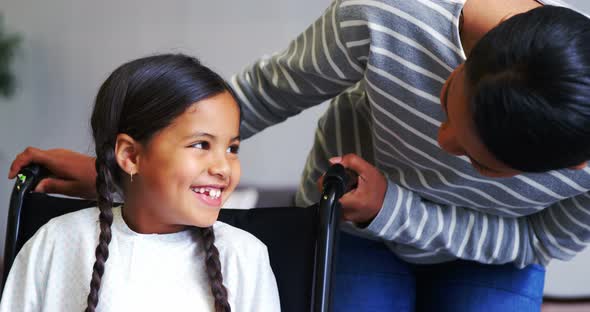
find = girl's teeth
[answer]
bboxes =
[193,187,221,199]
[209,189,221,199]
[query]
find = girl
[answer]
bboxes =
[0,54,280,312]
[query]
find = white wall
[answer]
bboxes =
[0,0,329,280]
[1,0,590,297]
[0,0,330,255]
[0,0,331,187]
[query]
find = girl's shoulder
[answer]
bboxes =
[43,206,101,233]
[28,207,103,248]
[11,207,102,272]
[212,221,268,255]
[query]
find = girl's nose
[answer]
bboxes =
[208,153,231,179]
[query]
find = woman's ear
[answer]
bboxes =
[115,133,140,176]
[569,161,588,170]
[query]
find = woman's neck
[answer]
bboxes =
[461,0,542,56]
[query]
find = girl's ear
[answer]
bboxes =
[115,133,140,176]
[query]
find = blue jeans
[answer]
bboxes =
[333,233,545,312]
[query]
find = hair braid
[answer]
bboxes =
[197,227,231,312]
[84,150,116,312]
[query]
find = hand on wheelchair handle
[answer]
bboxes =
[344,168,359,193]
[320,163,359,196]
[319,153,387,226]
[8,147,98,199]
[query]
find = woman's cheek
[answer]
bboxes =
[438,123,465,156]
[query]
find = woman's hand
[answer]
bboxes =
[318,153,387,225]
[8,147,98,199]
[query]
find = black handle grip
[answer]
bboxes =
[314,163,359,312]
[3,164,51,287]
[322,163,359,197]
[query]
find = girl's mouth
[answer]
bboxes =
[190,186,222,199]
[190,186,225,207]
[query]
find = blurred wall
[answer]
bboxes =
[0,0,330,256]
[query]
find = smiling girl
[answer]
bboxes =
[0,54,280,312]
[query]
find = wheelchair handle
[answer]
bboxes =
[314,164,356,312]
[13,164,50,191]
[3,164,50,285]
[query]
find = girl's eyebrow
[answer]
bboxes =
[184,132,241,142]
[184,132,213,140]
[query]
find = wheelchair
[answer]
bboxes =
[3,164,353,312]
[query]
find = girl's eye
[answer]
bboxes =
[227,144,240,154]
[191,142,210,150]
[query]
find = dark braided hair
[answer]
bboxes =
[87,54,234,311]
[84,149,116,312]
[197,227,231,312]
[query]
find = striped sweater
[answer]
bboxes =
[231,0,590,268]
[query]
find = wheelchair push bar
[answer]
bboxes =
[314,163,358,312]
[3,164,49,285]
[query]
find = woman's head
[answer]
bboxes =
[91,54,241,230]
[438,6,590,177]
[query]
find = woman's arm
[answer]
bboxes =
[231,0,367,139]
[335,153,590,267]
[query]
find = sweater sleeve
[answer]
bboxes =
[239,245,281,312]
[0,225,53,312]
[231,0,366,138]
[355,178,590,268]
